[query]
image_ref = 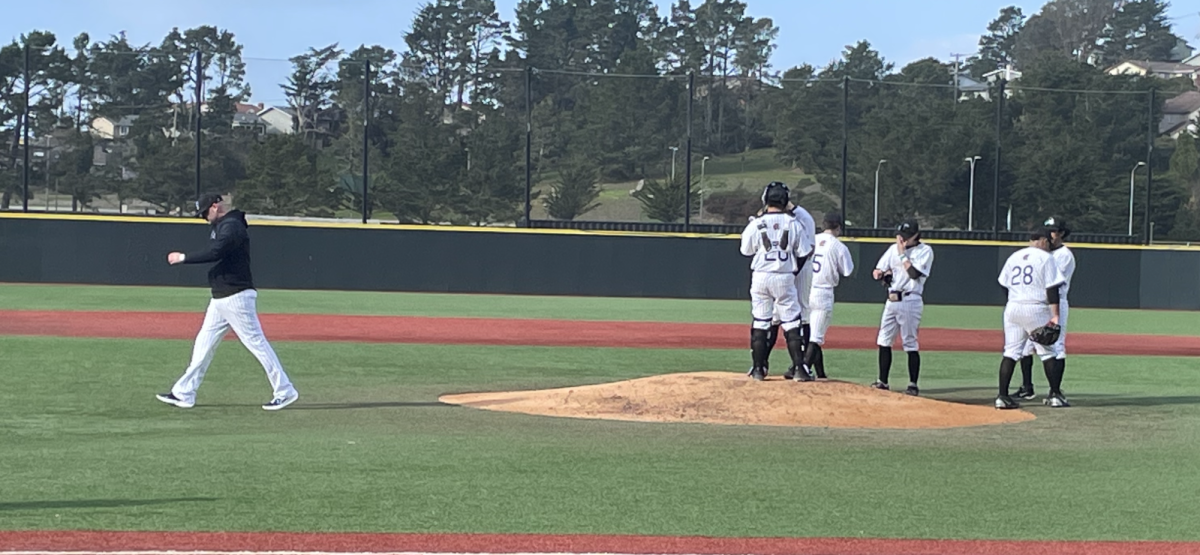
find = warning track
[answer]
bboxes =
[1,530,1198,555]
[0,310,1197,356]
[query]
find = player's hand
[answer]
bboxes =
[1049,316,1059,326]
[873,269,883,280]
[167,252,186,265]
[896,235,906,253]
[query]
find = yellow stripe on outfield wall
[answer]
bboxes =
[3,211,1199,251]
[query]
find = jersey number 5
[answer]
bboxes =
[811,253,823,273]
[1010,265,1034,286]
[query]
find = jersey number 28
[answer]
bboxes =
[1010,265,1034,285]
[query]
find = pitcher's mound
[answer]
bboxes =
[439,371,1035,429]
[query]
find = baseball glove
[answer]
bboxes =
[879,271,894,288]
[1030,323,1061,346]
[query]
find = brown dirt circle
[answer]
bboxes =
[439,371,1035,429]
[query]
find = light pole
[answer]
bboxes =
[669,146,679,181]
[1129,161,1146,235]
[873,159,887,228]
[965,156,981,231]
[700,156,709,222]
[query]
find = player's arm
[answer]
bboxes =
[739,221,759,257]
[904,246,932,279]
[838,243,855,277]
[872,247,892,280]
[180,220,241,264]
[1043,258,1064,323]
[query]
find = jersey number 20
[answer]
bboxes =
[765,250,790,262]
[1010,265,1034,285]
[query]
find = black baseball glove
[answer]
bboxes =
[878,271,893,288]
[1030,323,1061,346]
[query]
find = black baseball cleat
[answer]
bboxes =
[1044,393,1070,408]
[155,392,194,409]
[814,369,827,379]
[792,365,815,382]
[1013,386,1036,401]
[749,367,767,381]
[869,380,890,391]
[904,384,919,396]
[994,395,1020,410]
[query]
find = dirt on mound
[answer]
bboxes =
[439,372,1036,429]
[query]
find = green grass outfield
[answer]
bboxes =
[1,284,1199,541]
[0,283,1194,335]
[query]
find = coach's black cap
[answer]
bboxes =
[196,193,222,219]
[897,219,920,238]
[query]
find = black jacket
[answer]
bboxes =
[183,210,255,298]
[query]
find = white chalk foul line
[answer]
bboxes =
[1,552,712,555]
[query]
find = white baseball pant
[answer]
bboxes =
[808,286,836,345]
[170,289,298,404]
[876,294,923,351]
[752,272,802,331]
[1022,299,1068,359]
[1005,302,1061,360]
[797,259,813,324]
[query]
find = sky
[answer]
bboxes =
[4,0,1198,107]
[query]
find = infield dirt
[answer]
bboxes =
[439,371,1037,429]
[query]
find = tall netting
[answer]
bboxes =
[1004,85,1153,238]
[529,69,689,224]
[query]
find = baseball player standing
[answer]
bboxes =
[871,220,934,396]
[781,201,816,380]
[155,193,300,411]
[1015,216,1074,402]
[741,182,814,381]
[804,213,854,379]
[994,227,1065,410]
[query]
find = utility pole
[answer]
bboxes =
[950,53,969,106]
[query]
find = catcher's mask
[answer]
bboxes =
[762,181,790,208]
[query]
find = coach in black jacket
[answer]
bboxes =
[155,193,300,411]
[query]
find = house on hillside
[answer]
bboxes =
[89,115,138,140]
[1161,91,1200,138]
[257,106,297,135]
[1106,60,1200,83]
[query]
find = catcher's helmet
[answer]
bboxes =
[897,219,920,239]
[1043,216,1070,238]
[762,181,790,208]
[196,193,223,219]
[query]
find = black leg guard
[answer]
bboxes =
[800,324,811,353]
[763,323,780,365]
[999,357,1017,396]
[750,328,770,369]
[907,351,921,385]
[878,346,892,384]
[815,346,826,378]
[784,327,806,368]
[1019,355,1034,390]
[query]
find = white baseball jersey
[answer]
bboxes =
[875,243,934,295]
[1052,245,1075,300]
[998,247,1065,304]
[740,212,813,273]
[811,232,854,288]
[875,242,933,352]
[999,246,1065,360]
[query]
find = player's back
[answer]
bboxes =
[741,213,806,273]
[999,247,1062,304]
[812,232,853,287]
[1052,245,1076,297]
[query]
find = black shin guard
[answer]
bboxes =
[750,328,770,369]
[1019,355,1034,389]
[999,357,1017,396]
[815,346,826,376]
[784,327,806,370]
[907,351,921,384]
[878,347,892,383]
[800,324,811,352]
[763,324,780,361]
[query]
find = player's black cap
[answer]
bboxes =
[1043,216,1070,237]
[823,213,843,230]
[1030,225,1052,241]
[897,219,919,238]
[196,193,223,219]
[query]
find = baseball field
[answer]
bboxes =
[2,283,1199,554]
